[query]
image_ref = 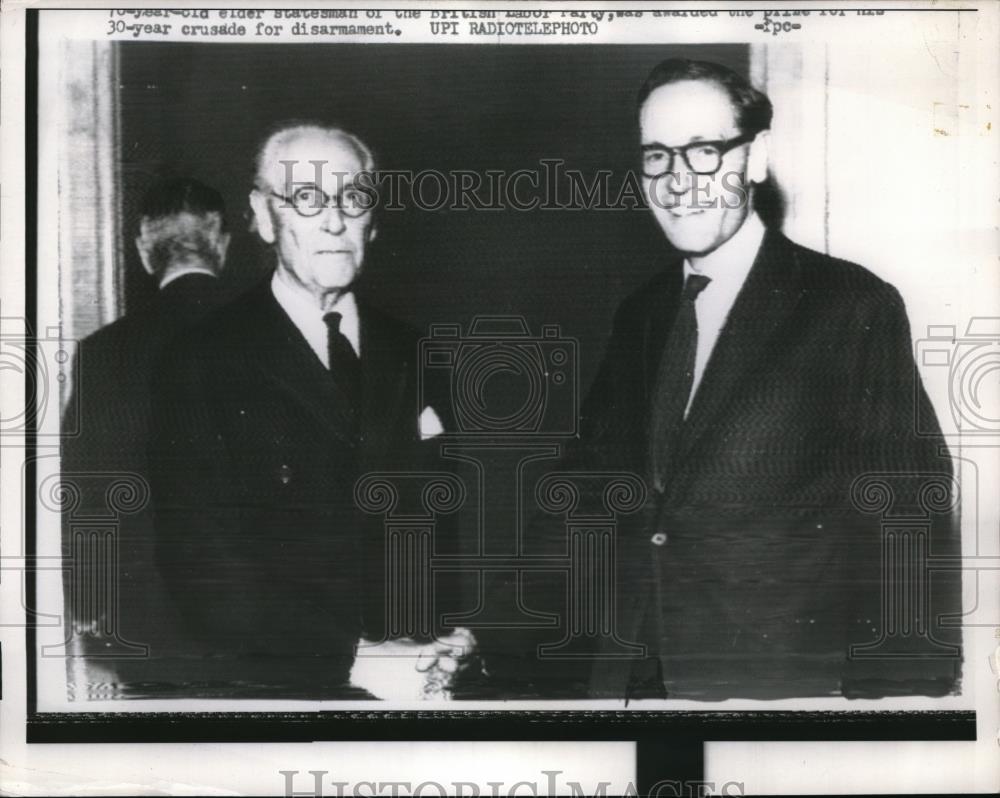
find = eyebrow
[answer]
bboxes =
[640,135,721,149]
[273,180,362,195]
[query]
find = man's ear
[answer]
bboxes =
[249,190,275,244]
[135,234,155,276]
[747,130,770,184]
[367,222,378,244]
[217,231,232,270]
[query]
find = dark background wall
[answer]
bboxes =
[118,42,749,395]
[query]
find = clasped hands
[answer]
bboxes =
[349,627,478,700]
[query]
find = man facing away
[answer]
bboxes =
[62,177,230,684]
[148,122,469,697]
[581,59,960,700]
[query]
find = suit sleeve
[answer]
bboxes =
[839,285,961,696]
[847,287,942,465]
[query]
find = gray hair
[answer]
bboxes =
[253,120,376,190]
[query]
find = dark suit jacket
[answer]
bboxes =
[63,272,224,478]
[148,277,449,695]
[61,273,224,666]
[580,231,960,700]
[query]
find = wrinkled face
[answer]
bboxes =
[250,130,375,301]
[640,79,761,256]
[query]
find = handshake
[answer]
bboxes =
[349,627,479,701]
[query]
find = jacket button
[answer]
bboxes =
[278,464,293,485]
[650,532,667,546]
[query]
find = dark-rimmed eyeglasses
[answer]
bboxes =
[265,184,374,219]
[640,133,755,178]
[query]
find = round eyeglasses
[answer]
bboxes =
[640,133,755,178]
[267,184,374,219]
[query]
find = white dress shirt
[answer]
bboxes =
[270,271,360,367]
[682,212,766,416]
[158,265,218,289]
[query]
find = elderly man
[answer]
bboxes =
[62,177,229,678]
[581,60,960,700]
[149,123,464,697]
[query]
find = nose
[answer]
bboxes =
[648,167,695,212]
[319,204,347,235]
[663,164,696,196]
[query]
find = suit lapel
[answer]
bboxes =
[241,281,358,445]
[641,262,685,401]
[676,231,805,461]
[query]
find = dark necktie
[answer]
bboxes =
[323,311,361,405]
[648,273,711,492]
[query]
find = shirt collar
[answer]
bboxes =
[683,211,766,289]
[158,265,219,289]
[270,270,360,358]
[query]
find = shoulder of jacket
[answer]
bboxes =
[614,268,676,323]
[360,300,423,350]
[788,237,899,301]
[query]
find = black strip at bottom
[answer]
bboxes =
[636,738,704,796]
[26,710,976,743]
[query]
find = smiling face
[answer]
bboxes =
[640,79,763,256]
[250,129,375,305]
